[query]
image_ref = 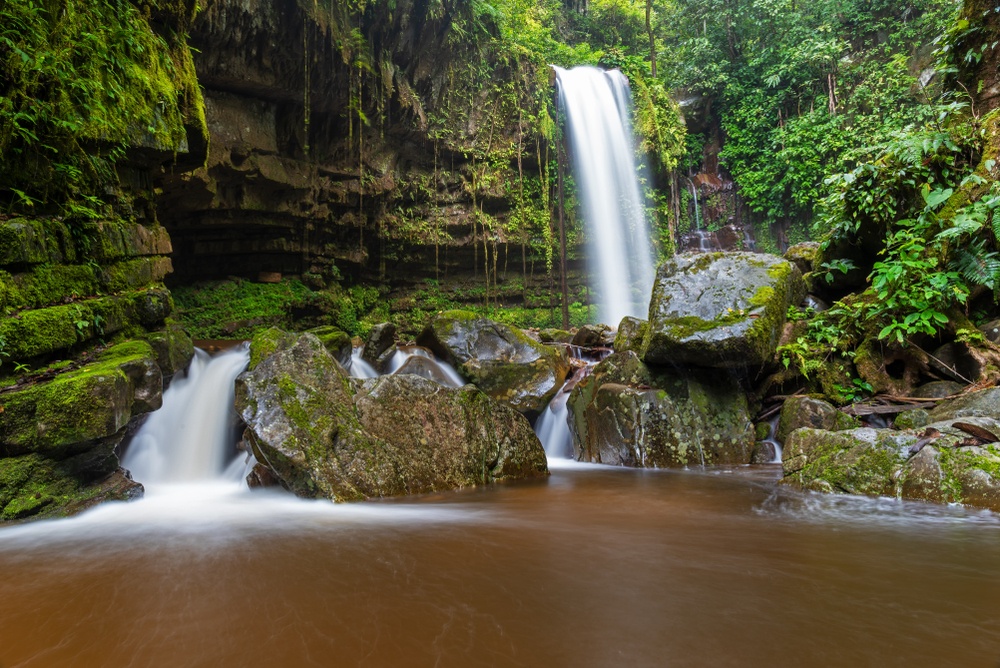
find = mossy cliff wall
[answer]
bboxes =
[0,216,196,522]
[157,0,583,300]
[0,0,206,522]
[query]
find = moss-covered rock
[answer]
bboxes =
[416,311,569,416]
[539,328,573,344]
[613,316,648,354]
[0,341,162,458]
[145,321,195,377]
[894,409,930,430]
[235,330,546,501]
[307,325,352,366]
[929,387,1000,421]
[0,218,75,267]
[0,264,100,313]
[781,427,912,496]
[782,242,820,276]
[0,287,172,361]
[641,252,805,369]
[98,257,173,293]
[567,351,754,467]
[0,452,142,522]
[776,396,859,443]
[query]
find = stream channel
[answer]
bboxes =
[1,350,999,667]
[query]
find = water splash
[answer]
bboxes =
[554,66,656,327]
[348,348,379,379]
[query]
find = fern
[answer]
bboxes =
[951,239,1000,291]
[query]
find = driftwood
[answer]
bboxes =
[841,402,937,416]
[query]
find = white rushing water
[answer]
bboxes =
[554,65,656,328]
[535,386,573,459]
[349,348,379,379]
[123,346,250,486]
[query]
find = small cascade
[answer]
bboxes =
[123,346,249,486]
[387,346,432,374]
[348,349,379,379]
[535,345,612,460]
[554,66,656,327]
[534,388,573,459]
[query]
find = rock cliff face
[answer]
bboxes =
[158,0,575,297]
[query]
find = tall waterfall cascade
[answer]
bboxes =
[554,65,657,328]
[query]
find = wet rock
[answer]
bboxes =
[394,355,462,387]
[416,311,569,415]
[307,325,352,366]
[0,452,142,522]
[571,324,613,348]
[567,351,754,467]
[235,330,547,502]
[781,427,914,496]
[642,252,805,369]
[145,321,195,378]
[900,445,946,503]
[750,440,778,464]
[776,396,859,443]
[613,316,647,354]
[247,461,280,489]
[913,381,964,399]
[362,322,397,371]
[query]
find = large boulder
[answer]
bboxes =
[567,351,754,467]
[641,252,805,369]
[235,331,547,501]
[416,311,569,415]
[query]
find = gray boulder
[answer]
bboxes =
[416,311,569,415]
[362,322,397,371]
[776,396,858,443]
[235,331,547,501]
[642,252,805,369]
[567,351,754,467]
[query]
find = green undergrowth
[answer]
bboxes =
[172,279,316,340]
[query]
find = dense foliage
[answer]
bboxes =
[0,0,203,218]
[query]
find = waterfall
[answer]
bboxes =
[123,346,249,486]
[349,349,379,379]
[689,181,702,230]
[534,387,573,459]
[554,66,656,328]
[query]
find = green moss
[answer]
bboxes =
[248,327,295,370]
[0,218,76,267]
[0,341,156,457]
[173,278,315,340]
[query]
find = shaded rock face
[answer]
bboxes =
[642,252,805,369]
[416,311,569,416]
[155,0,578,295]
[362,322,397,372]
[235,331,547,501]
[567,352,754,467]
